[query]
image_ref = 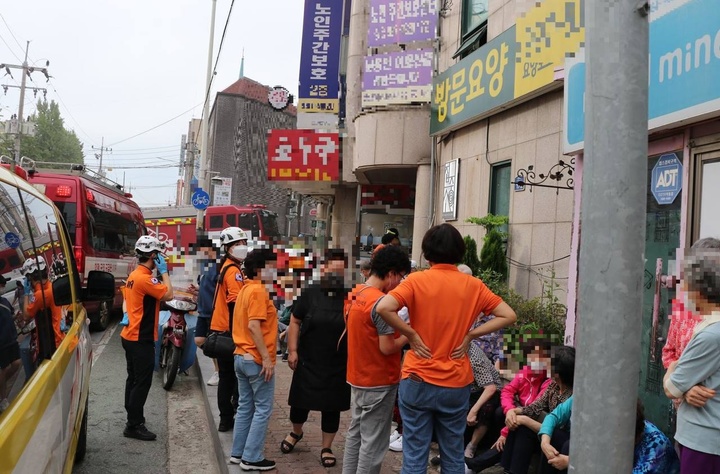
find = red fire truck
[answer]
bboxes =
[22,159,146,330]
[143,204,280,271]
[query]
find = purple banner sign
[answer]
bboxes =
[368,0,437,47]
[362,49,433,106]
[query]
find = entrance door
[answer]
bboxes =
[639,151,682,435]
[691,149,720,241]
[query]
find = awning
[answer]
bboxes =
[453,23,488,59]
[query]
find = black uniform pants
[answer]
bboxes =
[217,354,238,422]
[122,338,155,428]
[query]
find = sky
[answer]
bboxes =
[0,0,304,207]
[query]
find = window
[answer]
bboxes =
[490,162,511,220]
[208,215,224,230]
[226,213,236,226]
[53,202,77,245]
[259,211,280,237]
[87,207,142,253]
[455,0,489,58]
[238,213,259,238]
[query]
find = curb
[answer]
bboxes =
[194,354,229,474]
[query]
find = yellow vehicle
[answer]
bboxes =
[0,166,114,473]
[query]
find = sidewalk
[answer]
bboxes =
[197,350,411,473]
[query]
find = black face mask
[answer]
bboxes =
[320,272,345,291]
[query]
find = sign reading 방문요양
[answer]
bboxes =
[362,49,434,107]
[651,153,683,205]
[431,27,516,136]
[298,0,343,114]
[368,0,437,47]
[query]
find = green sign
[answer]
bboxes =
[430,26,517,136]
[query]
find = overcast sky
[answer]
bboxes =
[1,0,303,207]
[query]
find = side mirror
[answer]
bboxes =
[83,270,115,301]
[53,274,74,306]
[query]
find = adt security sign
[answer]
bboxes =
[651,153,683,205]
[191,189,210,210]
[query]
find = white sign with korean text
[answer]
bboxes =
[442,159,460,221]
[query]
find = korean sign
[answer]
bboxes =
[298,0,343,114]
[368,0,437,47]
[563,0,720,153]
[430,27,516,136]
[442,159,460,221]
[212,177,232,206]
[362,49,434,107]
[267,130,339,181]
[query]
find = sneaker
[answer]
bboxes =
[465,467,475,474]
[465,442,477,459]
[239,458,276,471]
[430,455,441,466]
[207,371,220,386]
[389,429,401,444]
[229,456,242,464]
[123,423,157,441]
[218,419,233,432]
[389,435,403,452]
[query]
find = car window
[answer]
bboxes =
[86,206,141,253]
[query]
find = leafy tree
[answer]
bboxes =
[462,235,481,276]
[466,213,509,280]
[19,100,83,166]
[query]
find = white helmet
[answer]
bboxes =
[135,235,165,255]
[219,227,248,246]
[22,256,47,275]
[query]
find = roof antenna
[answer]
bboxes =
[239,48,245,79]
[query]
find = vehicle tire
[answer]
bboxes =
[75,398,88,463]
[89,300,111,332]
[162,345,181,391]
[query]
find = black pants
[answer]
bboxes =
[217,354,238,422]
[500,425,541,474]
[122,338,155,428]
[539,429,570,474]
[290,406,341,433]
[467,406,506,472]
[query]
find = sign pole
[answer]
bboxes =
[570,1,649,472]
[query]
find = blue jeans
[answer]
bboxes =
[398,377,470,474]
[231,356,275,462]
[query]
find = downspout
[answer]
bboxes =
[429,5,442,229]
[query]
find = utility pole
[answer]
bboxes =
[569,2,649,473]
[1,41,50,172]
[183,132,196,205]
[197,0,217,230]
[92,137,111,176]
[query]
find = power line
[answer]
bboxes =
[47,79,98,144]
[199,0,236,125]
[0,13,24,52]
[0,33,22,62]
[112,144,182,152]
[106,103,201,147]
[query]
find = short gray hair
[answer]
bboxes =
[691,237,720,249]
[684,249,720,305]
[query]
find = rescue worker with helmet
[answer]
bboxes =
[210,226,249,432]
[121,235,173,441]
[22,256,63,361]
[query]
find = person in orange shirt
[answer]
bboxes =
[342,245,411,474]
[376,223,517,474]
[229,248,278,471]
[210,226,248,432]
[120,236,173,441]
[22,256,63,358]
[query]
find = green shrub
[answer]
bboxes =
[462,235,481,276]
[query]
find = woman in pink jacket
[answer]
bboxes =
[466,338,552,472]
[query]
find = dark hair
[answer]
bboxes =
[381,233,395,245]
[138,255,153,264]
[635,398,645,444]
[520,335,553,356]
[371,246,411,279]
[421,224,466,264]
[324,248,347,265]
[551,345,576,387]
[243,249,277,279]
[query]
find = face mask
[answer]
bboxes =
[529,361,547,372]
[320,271,345,290]
[230,244,248,261]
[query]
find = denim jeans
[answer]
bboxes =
[231,356,275,463]
[398,377,470,474]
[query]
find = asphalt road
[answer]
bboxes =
[73,319,219,474]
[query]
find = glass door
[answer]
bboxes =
[692,149,720,241]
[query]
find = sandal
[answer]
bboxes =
[320,448,336,468]
[280,431,303,453]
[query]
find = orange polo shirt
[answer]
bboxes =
[120,265,168,342]
[232,280,278,364]
[210,260,244,332]
[345,284,402,388]
[389,263,503,388]
[26,280,64,348]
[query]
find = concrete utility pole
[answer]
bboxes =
[197,0,217,230]
[91,137,111,176]
[569,1,649,473]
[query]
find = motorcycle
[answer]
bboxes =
[158,296,197,390]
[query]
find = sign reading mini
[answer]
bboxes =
[267,129,339,181]
[297,0,343,115]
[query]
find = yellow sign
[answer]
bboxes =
[514,0,585,98]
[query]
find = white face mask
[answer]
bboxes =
[229,244,248,261]
[683,291,699,314]
[529,361,547,372]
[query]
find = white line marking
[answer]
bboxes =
[92,321,120,367]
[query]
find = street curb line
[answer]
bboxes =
[194,356,229,474]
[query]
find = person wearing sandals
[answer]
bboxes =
[283,249,352,468]
[342,246,411,473]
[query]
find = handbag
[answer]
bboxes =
[202,331,235,358]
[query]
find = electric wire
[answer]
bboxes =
[0,14,24,52]
[105,104,201,148]
[0,32,22,62]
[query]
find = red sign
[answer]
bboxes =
[267,130,340,181]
